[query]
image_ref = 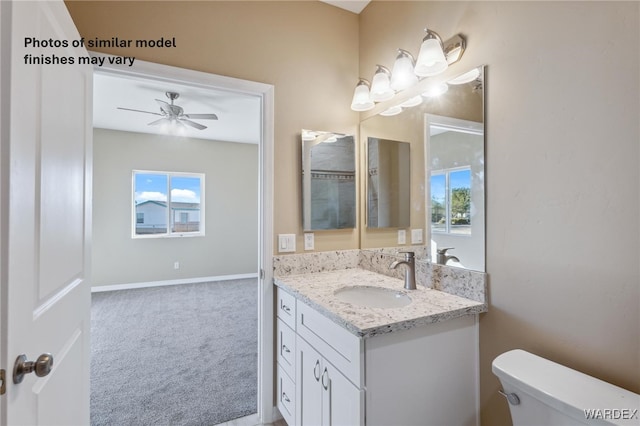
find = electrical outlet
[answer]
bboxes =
[397,230,406,245]
[411,229,423,244]
[304,233,314,250]
[174,261,180,270]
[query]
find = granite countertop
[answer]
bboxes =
[274,268,487,338]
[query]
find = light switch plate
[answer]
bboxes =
[304,233,314,250]
[411,229,423,244]
[278,234,296,253]
[397,230,406,245]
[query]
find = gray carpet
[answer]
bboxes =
[90,279,258,426]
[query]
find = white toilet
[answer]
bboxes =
[492,349,640,425]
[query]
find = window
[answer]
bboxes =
[133,171,205,238]
[431,167,471,235]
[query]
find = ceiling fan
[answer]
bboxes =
[117,91,218,130]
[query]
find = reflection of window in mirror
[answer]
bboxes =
[431,167,471,235]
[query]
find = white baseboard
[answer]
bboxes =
[209,408,282,426]
[213,412,260,426]
[91,273,259,293]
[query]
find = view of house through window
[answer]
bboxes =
[431,167,471,235]
[133,171,204,237]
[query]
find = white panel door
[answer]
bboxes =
[1,1,92,424]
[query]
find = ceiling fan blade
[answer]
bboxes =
[117,107,162,116]
[184,113,218,120]
[148,118,169,126]
[155,99,173,115]
[180,119,207,130]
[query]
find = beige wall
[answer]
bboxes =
[360,1,639,424]
[92,128,258,286]
[65,0,360,254]
[69,1,640,423]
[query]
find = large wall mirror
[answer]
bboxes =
[359,66,485,271]
[302,130,356,230]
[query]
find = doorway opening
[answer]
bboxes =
[90,55,274,425]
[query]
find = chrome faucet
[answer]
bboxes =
[390,251,417,290]
[437,248,460,265]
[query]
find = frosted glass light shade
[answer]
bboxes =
[415,38,448,77]
[448,67,480,85]
[380,105,403,116]
[302,129,317,141]
[370,66,395,102]
[390,50,418,91]
[400,95,423,108]
[422,82,449,98]
[350,80,374,111]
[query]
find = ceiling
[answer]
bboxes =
[320,0,370,14]
[93,72,262,144]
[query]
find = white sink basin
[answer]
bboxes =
[334,286,411,309]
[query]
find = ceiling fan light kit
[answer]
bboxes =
[117,91,218,133]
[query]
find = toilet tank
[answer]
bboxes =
[492,349,640,426]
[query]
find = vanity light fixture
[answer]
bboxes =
[321,134,338,143]
[302,129,318,141]
[414,29,448,77]
[379,105,403,116]
[390,49,419,91]
[443,34,466,65]
[422,82,449,98]
[370,65,395,102]
[350,78,375,111]
[447,67,480,85]
[400,95,423,108]
[349,27,466,113]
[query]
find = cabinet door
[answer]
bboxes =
[297,337,323,426]
[323,362,363,426]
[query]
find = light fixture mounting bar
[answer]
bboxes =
[443,34,466,65]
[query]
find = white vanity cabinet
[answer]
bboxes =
[295,301,364,426]
[296,337,362,426]
[275,285,480,426]
[276,288,297,426]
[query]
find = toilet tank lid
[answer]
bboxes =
[492,349,639,420]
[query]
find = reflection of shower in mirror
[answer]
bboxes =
[301,130,356,231]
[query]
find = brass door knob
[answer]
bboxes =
[13,353,54,384]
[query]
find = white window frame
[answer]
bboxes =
[132,170,205,239]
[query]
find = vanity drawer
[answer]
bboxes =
[276,287,297,330]
[277,365,296,426]
[296,301,363,387]
[276,318,296,380]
